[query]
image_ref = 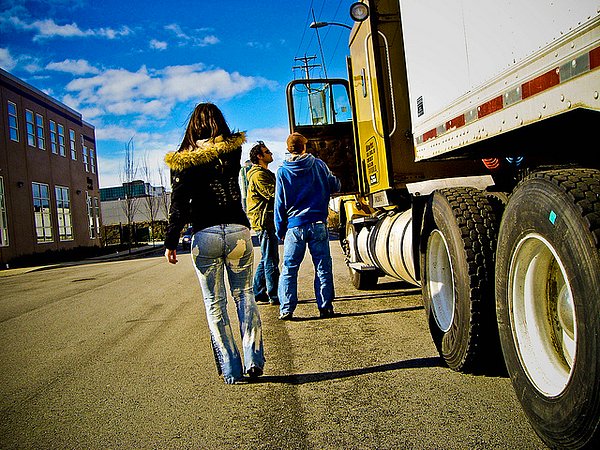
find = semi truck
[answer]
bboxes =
[286,0,600,448]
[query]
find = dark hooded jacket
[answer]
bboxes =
[164,132,250,250]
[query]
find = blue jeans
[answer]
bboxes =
[278,222,335,315]
[191,224,265,384]
[253,228,280,301]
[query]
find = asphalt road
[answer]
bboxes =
[0,242,546,449]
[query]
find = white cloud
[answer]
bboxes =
[198,35,219,46]
[30,18,91,39]
[2,15,131,41]
[0,47,16,70]
[164,23,186,39]
[247,41,272,50]
[24,62,43,73]
[46,58,100,75]
[64,65,276,121]
[164,23,219,47]
[150,39,167,50]
[62,64,277,188]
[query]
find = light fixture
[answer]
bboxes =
[309,21,352,30]
[350,2,369,22]
[16,181,24,188]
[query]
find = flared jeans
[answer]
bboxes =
[191,224,265,383]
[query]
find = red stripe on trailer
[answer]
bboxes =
[590,46,600,70]
[521,68,560,99]
[416,46,597,147]
[478,95,503,118]
[422,128,437,142]
[445,114,466,130]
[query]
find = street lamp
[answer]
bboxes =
[309,21,352,30]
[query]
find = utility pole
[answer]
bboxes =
[293,55,319,80]
[293,55,322,125]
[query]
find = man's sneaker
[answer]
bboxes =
[247,366,263,379]
[279,312,293,321]
[319,308,336,319]
[269,299,280,306]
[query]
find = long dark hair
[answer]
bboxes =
[178,103,231,151]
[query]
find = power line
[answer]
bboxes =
[311,8,329,79]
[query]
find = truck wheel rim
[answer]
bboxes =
[508,233,576,397]
[427,230,455,333]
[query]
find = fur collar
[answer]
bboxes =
[165,132,246,171]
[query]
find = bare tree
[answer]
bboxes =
[120,137,140,252]
[140,152,160,246]
[157,164,171,223]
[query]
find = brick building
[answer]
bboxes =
[0,68,102,267]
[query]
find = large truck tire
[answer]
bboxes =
[421,188,504,373]
[495,168,600,449]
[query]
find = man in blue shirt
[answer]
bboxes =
[275,132,341,320]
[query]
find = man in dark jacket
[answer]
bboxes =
[275,132,341,320]
[246,141,279,305]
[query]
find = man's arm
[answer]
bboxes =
[274,172,287,240]
[319,159,341,194]
[253,170,276,200]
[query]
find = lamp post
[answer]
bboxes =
[309,21,352,30]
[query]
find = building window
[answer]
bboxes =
[26,109,35,146]
[7,101,19,142]
[69,129,77,160]
[89,147,96,174]
[0,177,8,247]
[35,113,45,150]
[55,186,73,241]
[93,197,100,236]
[32,182,53,243]
[83,145,89,172]
[57,124,66,157]
[86,192,95,238]
[49,120,58,154]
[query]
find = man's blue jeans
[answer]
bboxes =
[278,222,335,315]
[191,224,265,384]
[253,228,280,302]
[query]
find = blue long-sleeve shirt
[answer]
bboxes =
[274,153,341,239]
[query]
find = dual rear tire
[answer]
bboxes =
[495,169,600,449]
[421,170,600,448]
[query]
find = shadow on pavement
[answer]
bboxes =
[290,306,423,322]
[252,357,444,385]
[296,290,421,305]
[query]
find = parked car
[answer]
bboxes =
[181,227,193,250]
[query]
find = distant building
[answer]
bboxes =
[100,192,171,226]
[0,68,102,266]
[100,180,165,202]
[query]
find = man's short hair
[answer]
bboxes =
[286,132,308,154]
[249,142,265,164]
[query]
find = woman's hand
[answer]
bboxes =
[165,248,178,264]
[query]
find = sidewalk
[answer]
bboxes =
[0,244,163,277]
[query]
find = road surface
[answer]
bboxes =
[0,242,545,449]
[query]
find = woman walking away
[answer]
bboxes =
[164,103,265,384]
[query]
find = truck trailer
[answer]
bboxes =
[286,0,600,447]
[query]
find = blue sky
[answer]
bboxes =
[0,0,354,188]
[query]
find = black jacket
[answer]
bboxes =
[164,132,250,250]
